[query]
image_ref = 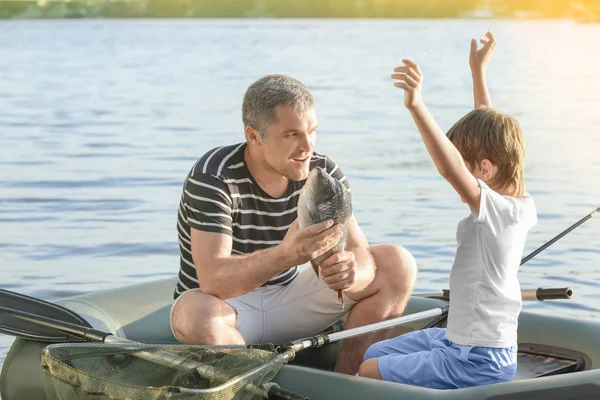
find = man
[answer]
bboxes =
[170,74,417,375]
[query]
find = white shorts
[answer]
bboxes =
[170,264,356,344]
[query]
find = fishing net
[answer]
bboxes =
[41,342,291,400]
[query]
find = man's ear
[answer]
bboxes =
[480,159,497,181]
[245,125,264,145]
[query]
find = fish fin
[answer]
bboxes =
[310,260,320,277]
[337,290,345,311]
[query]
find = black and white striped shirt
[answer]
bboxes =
[174,142,350,299]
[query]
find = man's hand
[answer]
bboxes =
[319,250,358,293]
[469,31,496,77]
[391,59,424,110]
[279,219,343,266]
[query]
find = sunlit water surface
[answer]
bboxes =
[1,19,599,372]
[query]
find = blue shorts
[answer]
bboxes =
[363,328,517,389]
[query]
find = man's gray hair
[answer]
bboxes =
[242,74,314,138]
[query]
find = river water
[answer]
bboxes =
[1,18,599,372]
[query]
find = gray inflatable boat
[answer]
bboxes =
[2,278,600,400]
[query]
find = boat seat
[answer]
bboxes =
[513,344,587,380]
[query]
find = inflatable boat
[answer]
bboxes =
[2,277,600,400]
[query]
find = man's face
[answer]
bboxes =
[259,105,318,181]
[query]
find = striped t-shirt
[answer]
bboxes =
[174,142,351,299]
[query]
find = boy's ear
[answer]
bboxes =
[480,159,497,181]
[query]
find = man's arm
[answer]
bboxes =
[469,31,496,108]
[192,219,343,300]
[184,172,344,299]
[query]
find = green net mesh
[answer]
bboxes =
[41,342,289,400]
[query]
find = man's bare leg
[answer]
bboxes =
[171,290,245,345]
[334,244,417,374]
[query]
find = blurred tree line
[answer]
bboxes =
[140,0,479,18]
[0,0,598,19]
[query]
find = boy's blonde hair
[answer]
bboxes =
[447,107,526,198]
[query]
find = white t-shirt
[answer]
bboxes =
[445,180,537,348]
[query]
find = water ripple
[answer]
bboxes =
[1,198,139,212]
[2,177,182,189]
[24,242,177,260]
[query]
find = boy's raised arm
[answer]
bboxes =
[470,31,496,109]
[392,59,481,212]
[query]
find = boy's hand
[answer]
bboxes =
[469,31,496,77]
[392,59,423,110]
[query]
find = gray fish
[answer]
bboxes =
[297,166,353,303]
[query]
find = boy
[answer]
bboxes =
[357,32,537,389]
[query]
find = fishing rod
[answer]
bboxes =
[418,207,598,328]
[520,207,599,265]
[417,287,573,302]
[0,289,447,354]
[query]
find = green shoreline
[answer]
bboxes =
[0,0,598,21]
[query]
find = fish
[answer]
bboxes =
[297,166,353,304]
